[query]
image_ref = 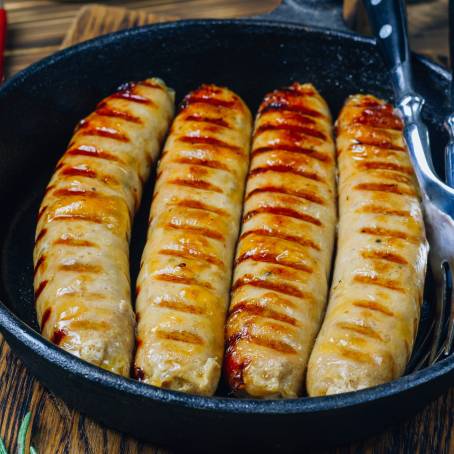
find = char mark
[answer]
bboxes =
[240,229,320,251]
[156,329,204,345]
[232,274,307,299]
[184,114,230,128]
[167,178,223,193]
[360,226,418,243]
[352,300,394,317]
[159,247,224,267]
[354,182,416,196]
[245,186,324,205]
[95,106,142,124]
[154,298,205,315]
[173,199,228,217]
[77,125,130,142]
[358,205,411,217]
[236,251,312,273]
[361,249,408,265]
[254,123,326,140]
[166,222,224,241]
[67,146,124,163]
[171,157,230,172]
[252,144,330,163]
[35,279,48,299]
[243,206,321,226]
[337,321,383,341]
[229,300,298,326]
[153,273,213,290]
[353,274,404,293]
[249,165,324,183]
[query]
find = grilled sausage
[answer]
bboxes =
[306,94,428,396]
[224,83,337,398]
[33,78,175,376]
[133,84,252,395]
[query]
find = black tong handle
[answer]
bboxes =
[363,0,414,95]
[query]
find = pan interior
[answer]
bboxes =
[0,20,450,398]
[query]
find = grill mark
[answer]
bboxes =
[52,214,105,225]
[36,228,47,243]
[243,206,321,226]
[184,114,230,127]
[139,80,164,90]
[56,291,106,300]
[67,146,124,163]
[229,301,298,326]
[159,247,224,267]
[358,205,411,217]
[132,366,145,381]
[353,274,404,293]
[371,171,413,185]
[360,226,418,243]
[180,95,235,110]
[44,184,55,195]
[35,280,48,299]
[245,186,324,205]
[109,91,152,105]
[41,308,51,330]
[361,249,408,265]
[178,136,242,153]
[52,189,100,198]
[354,107,403,131]
[173,199,228,217]
[260,110,317,126]
[171,156,230,172]
[337,322,383,341]
[154,273,213,290]
[236,251,313,273]
[58,263,102,273]
[156,329,204,345]
[166,222,224,241]
[60,166,97,179]
[357,161,412,174]
[356,139,405,152]
[352,300,394,317]
[37,206,47,222]
[240,229,320,251]
[51,328,67,345]
[53,238,97,247]
[34,255,45,277]
[168,178,223,193]
[354,182,416,196]
[336,345,376,365]
[95,106,142,124]
[254,123,326,140]
[77,126,130,142]
[249,334,297,354]
[260,102,322,118]
[232,275,306,299]
[154,298,205,315]
[252,145,330,163]
[249,165,324,183]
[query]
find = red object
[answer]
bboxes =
[0,4,7,81]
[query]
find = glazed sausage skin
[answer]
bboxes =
[134,85,252,396]
[33,78,175,376]
[307,94,428,396]
[224,83,337,398]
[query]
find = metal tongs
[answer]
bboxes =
[363,0,454,370]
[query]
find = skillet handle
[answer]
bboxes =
[259,0,349,32]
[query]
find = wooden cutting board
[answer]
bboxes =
[61,4,178,49]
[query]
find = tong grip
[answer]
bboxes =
[363,0,413,94]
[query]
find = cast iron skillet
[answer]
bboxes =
[0,0,452,450]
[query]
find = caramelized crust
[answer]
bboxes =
[224,83,337,398]
[134,84,252,395]
[33,78,175,376]
[307,94,428,396]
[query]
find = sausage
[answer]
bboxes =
[224,83,337,398]
[306,94,428,396]
[33,78,175,376]
[133,84,252,395]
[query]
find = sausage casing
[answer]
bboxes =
[33,78,175,376]
[134,85,252,395]
[224,83,337,398]
[307,94,428,396]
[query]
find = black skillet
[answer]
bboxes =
[0,0,453,450]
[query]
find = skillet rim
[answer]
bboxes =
[0,17,452,414]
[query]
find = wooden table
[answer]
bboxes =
[2,1,453,453]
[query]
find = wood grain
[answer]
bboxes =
[0,1,452,453]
